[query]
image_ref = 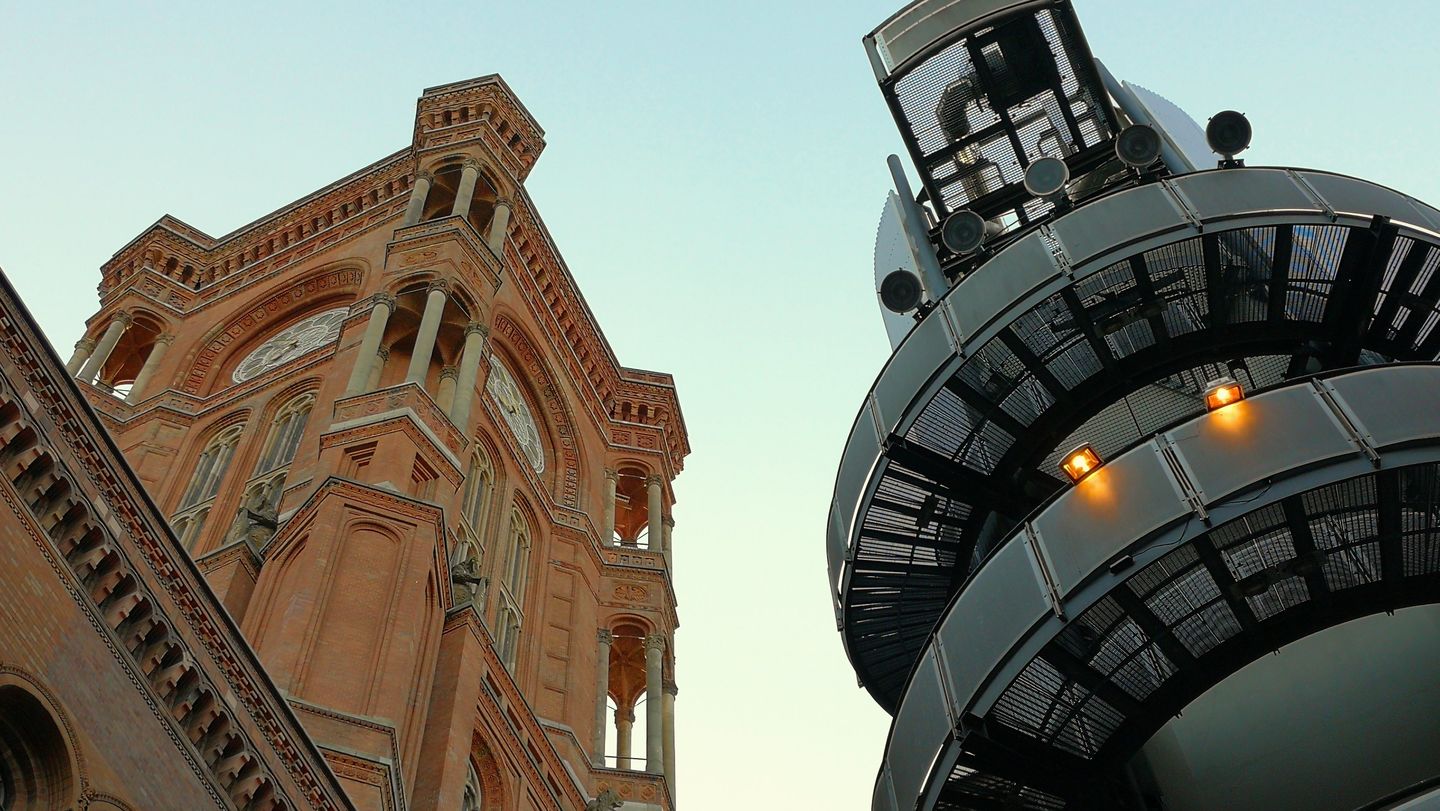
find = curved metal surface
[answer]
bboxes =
[873,363,1440,810]
[830,167,1440,711]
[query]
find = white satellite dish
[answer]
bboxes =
[875,193,922,350]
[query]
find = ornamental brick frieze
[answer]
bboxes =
[414,79,544,180]
[315,752,399,811]
[593,770,670,810]
[386,215,502,289]
[503,205,688,473]
[190,205,398,309]
[97,268,197,314]
[0,374,324,810]
[490,314,581,508]
[327,384,467,477]
[180,267,364,395]
[288,698,407,811]
[103,159,411,296]
[602,546,665,571]
[0,292,350,810]
[611,582,650,605]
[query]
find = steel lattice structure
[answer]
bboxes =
[829,2,1440,809]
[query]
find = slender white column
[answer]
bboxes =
[77,312,131,383]
[662,681,677,792]
[644,633,666,774]
[646,475,664,551]
[366,346,389,391]
[437,366,458,411]
[601,469,618,547]
[405,281,448,385]
[448,323,487,429]
[485,198,512,253]
[615,705,635,771]
[592,629,612,767]
[451,161,481,219]
[401,171,433,226]
[345,294,394,395]
[662,515,675,569]
[66,338,96,375]
[126,334,174,404]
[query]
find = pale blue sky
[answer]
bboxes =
[1,1,1437,808]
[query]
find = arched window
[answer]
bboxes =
[236,392,314,518]
[0,684,75,811]
[172,422,245,549]
[461,762,483,811]
[495,506,531,671]
[254,393,314,477]
[503,507,531,602]
[462,451,493,540]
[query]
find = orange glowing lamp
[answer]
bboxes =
[1204,376,1245,411]
[1061,444,1102,483]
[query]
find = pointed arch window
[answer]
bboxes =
[495,505,531,672]
[463,450,494,540]
[170,421,245,549]
[461,761,483,811]
[255,393,314,476]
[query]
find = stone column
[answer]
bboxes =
[448,323,487,429]
[662,681,678,792]
[485,198,512,253]
[345,294,394,396]
[662,515,675,569]
[601,469,618,547]
[450,161,481,219]
[401,171,433,227]
[66,338,96,375]
[77,311,131,383]
[405,281,448,385]
[615,705,635,771]
[437,366,458,412]
[644,633,665,774]
[591,629,612,767]
[367,346,389,391]
[126,334,174,403]
[646,475,664,551]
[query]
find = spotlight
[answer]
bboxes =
[1024,156,1071,200]
[879,269,924,314]
[1204,376,1245,411]
[1206,110,1251,162]
[1060,444,1102,483]
[1115,124,1162,168]
[940,210,1001,255]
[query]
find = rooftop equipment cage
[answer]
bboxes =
[865,0,1122,270]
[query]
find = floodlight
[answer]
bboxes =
[1115,124,1162,168]
[1204,376,1245,411]
[880,270,924,313]
[940,210,1000,255]
[1024,157,1070,199]
[1206,110,1252,159]
[1061,444,1102,483]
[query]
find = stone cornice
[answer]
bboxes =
[504,189,690,475]
[0,267,353,809]
[101,151,411,301]
[442,609,586,811]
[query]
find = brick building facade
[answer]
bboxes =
[0,75,688,811]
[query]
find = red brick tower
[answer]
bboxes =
[65,76,689,811]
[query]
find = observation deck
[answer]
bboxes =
[829,166,1440,712]
[868,362,1440,808]
[833,2,1440,807]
